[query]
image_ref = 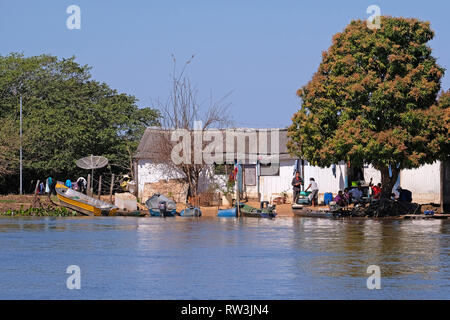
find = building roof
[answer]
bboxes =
[134,127,293,163]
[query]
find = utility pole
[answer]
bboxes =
[19,95,23,195]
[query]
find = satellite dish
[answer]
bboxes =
[76,155,108,170]
[75,155,109,196]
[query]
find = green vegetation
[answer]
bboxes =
[0,207,78,217]
[0,53,160,193]
[288,16,450,197]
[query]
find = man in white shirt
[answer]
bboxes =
[305,178,319,206]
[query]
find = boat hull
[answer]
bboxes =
[55,182,118,216]
[293,209,335,218]
[179,207,202,217]
[148,209,177,217]
[217,205,276,218]
[242,211,276,218]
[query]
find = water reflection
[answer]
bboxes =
[0,216,448,299]
[290,218,449,280]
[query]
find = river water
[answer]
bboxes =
[0,216,449,299]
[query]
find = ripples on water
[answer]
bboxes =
[0,216,448,299]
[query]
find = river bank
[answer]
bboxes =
[0,194,444,218]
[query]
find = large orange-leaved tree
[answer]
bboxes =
[288,16,449,198]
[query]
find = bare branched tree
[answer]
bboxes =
[152,55,233,197]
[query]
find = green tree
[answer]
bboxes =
[0,117,19,176]
[288,17,449,198]
[0,53,160,193]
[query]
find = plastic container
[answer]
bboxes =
[217,208,237,217]
[324,192,333,205]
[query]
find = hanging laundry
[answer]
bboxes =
[45,177,52,194]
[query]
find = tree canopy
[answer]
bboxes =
[0,53,159,193]
[287,16,449,197]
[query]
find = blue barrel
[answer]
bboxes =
[324,192,333,205]
[217,208,237,217]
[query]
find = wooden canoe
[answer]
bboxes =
[55,182,118,216]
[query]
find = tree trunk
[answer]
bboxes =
[380,166,400,199]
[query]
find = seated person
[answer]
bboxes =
[372,185,382,199]
[334,191,346,207]
[369,178,382,199]
[397,187,412,202]
[343,188,350,204]
[349,183,363,203]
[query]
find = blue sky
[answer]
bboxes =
[1,0,448,128]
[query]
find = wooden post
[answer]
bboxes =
[98,175,102,200]
[133,160,139,197]
[34,180,40,194]
[33,180,40,199]
[32,180,40,208]
[237,189,240,217]
[87,174,91,197]
[109,174,115,204]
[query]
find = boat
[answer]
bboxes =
[179,206,202,217]
[217,203,276,219]
[55,182,118,216]
[145,193,177,217]
[293,209,336,218]
[293,203,352,218]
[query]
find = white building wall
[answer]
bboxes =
[303,161,347,196]
[259,159,296,201]
[363,164,382,184]
[400,161,441,204]
[137,160,184,198]
[137,158,442,205]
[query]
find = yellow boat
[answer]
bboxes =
[55,182,118,216]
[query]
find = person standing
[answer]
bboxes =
[305,178,319,206]
[77,177,87,194]
[291,171,303,204]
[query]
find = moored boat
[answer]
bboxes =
[292,209,335,218]
[217,203,276,218]
[179,206,202,217]
[145,193,177,217]
[55,182,118,216]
